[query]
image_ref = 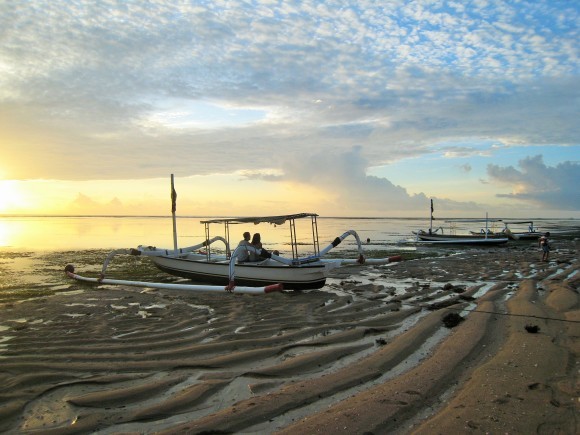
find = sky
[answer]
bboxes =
[0,0,579,218]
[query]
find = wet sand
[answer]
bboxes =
[0,238,578,434]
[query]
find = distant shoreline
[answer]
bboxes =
[0,214,578,221]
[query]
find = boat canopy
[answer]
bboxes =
[502,220,533,225]
[200,213,321,260]
[201,213,318,226]
[443,218,503,223]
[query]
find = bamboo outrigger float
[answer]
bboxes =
[64,264,283,294]
[65,176,402,293]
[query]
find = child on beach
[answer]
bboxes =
[539,232,551,261]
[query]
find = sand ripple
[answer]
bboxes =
[0,241,578,434]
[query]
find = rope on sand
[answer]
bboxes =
[445,306,580,324]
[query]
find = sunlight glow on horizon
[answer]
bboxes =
[0,180,29,213]
[0,175,338,217]
[1,175,576,219]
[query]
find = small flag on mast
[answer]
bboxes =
[171,175,177,213]
[170,174,178,252]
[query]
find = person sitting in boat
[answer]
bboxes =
[247,233,280,261]
[249,233,263,262]
[237,232,252,262]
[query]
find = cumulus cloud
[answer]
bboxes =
[244,146,480,214]
[67,193,124,212]
[69,193,102,212]
[487,155,580,210]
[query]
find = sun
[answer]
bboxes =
[0,180,26,213]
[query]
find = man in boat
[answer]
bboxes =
[539,232,551,261]
[237,232,252,262]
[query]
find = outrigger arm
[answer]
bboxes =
[287,230,367,266]
[98,236,230,279]
[319,230,365,262]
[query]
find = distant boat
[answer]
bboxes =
[413,230,509,245]
[413,199,509,245]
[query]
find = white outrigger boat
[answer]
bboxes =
[126,213,400,290]
[413,230,509,245]
[66,176,401,293]
[412,200,509,246]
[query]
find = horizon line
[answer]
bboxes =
[0,214,577,221]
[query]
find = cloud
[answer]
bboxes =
[487,155,580,210]
[459,164,472,173]
[67,192,123,211]
[0,0,578,209]
[244,146,481,214]
[69,193,102,212]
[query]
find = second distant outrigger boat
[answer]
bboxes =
[66,176,401,292]
[413,200,509,246]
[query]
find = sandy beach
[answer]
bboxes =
[0,237,578,434]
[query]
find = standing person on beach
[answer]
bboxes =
[237,232,252,262]
[539,231,551,261]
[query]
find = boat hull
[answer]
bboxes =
[414,232,509,245]
[508,232,541,241]
[151,256,332,290]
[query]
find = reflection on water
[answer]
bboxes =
[0,216,186,252]
[0,215,420,303]
[0,215,577,304]
[1,215,578,253]
[0,216,426,254]
[0,222,9,248]
[1,214,578,259]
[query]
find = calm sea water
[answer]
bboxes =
[0,215,577,302]
[0,215,577,252]
[0,215,428,252]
